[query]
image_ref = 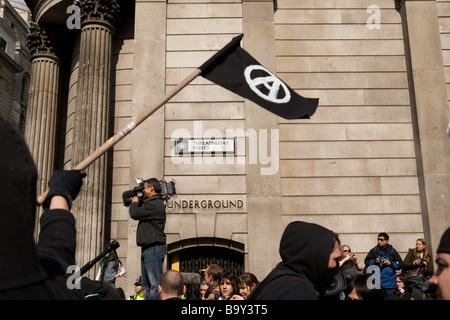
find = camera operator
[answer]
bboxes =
[0,119,86,299]
[128,178,166,300]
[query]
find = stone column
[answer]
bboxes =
[127,0,167,296]
[243,0,282,280]
[397,0,450,258]
[25,23,61,226]
[70,0,119,272]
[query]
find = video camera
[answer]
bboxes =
[122,178,176,207]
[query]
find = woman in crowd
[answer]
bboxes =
[339,244,363,272]
[95,249,126,288]
[233,273,259,300]
[402,238,433,280]
[345,274,383,300]
[386,273,408,300]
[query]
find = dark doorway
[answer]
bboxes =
[176,246,244,274]
[168,245,245,299]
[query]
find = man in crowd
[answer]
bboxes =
[202,264,222,300]
[129,178,167,300]
[364,232,403,296]
[128,276,145,300]
[247,221,342,300]
[158,270,186,300]
[429,227,450,300]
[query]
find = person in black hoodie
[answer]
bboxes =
[247,221,341,300]
[0,119,86,299]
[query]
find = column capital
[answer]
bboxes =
[77,0,120,29]
[25,22,62,61]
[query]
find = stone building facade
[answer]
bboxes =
[24,0,449,296]
[0,0,31,132]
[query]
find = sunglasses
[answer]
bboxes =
[377,238,386,241]
[343,249,351,252]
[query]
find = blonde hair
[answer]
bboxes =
[340,245,351,259]
[414,238,429,257]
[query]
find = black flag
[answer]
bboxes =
[199,34,318,119]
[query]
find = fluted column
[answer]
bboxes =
[25,23,61,228]
[71,0,119,271]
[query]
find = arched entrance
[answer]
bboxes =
[167,238,245,299]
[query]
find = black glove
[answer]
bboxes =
[43,170,87,210]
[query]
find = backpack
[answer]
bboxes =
[403,276,430,300]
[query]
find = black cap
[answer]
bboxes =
[134,276,142,286]
[437,227,450,254]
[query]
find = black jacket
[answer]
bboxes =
[248,221,336,300]
[129,195,166,247]
[0,208,83,299]
[0,119,121,300]
[364,244,403,289]
[0,119,83,299]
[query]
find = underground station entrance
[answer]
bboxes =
[167,238,245,299]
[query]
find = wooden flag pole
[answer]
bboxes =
[37,68,202,206]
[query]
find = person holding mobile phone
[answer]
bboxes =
[339,245,362,273]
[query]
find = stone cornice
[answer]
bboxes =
[0,48,23,73]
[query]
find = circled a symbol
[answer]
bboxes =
[244,65,291,104]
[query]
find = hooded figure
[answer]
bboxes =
[0,119,84,299]
[247,221,339,300]
[429,227,450,300]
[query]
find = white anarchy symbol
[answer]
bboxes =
[244,65,291,104]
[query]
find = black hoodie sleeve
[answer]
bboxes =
[364,247,377,267]
[253,275,318,300]
[37,209,77,275]
[390,248,404,270]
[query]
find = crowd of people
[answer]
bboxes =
[198,266,259,300]
[120,220,448,301]
[337,234,437,300]
[152,230,447,301]
[0,118,449,302]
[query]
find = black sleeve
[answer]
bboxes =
[37,209,77,273]
[392,249,404,270]
[364,248,377,267]
[129,200,161,220]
